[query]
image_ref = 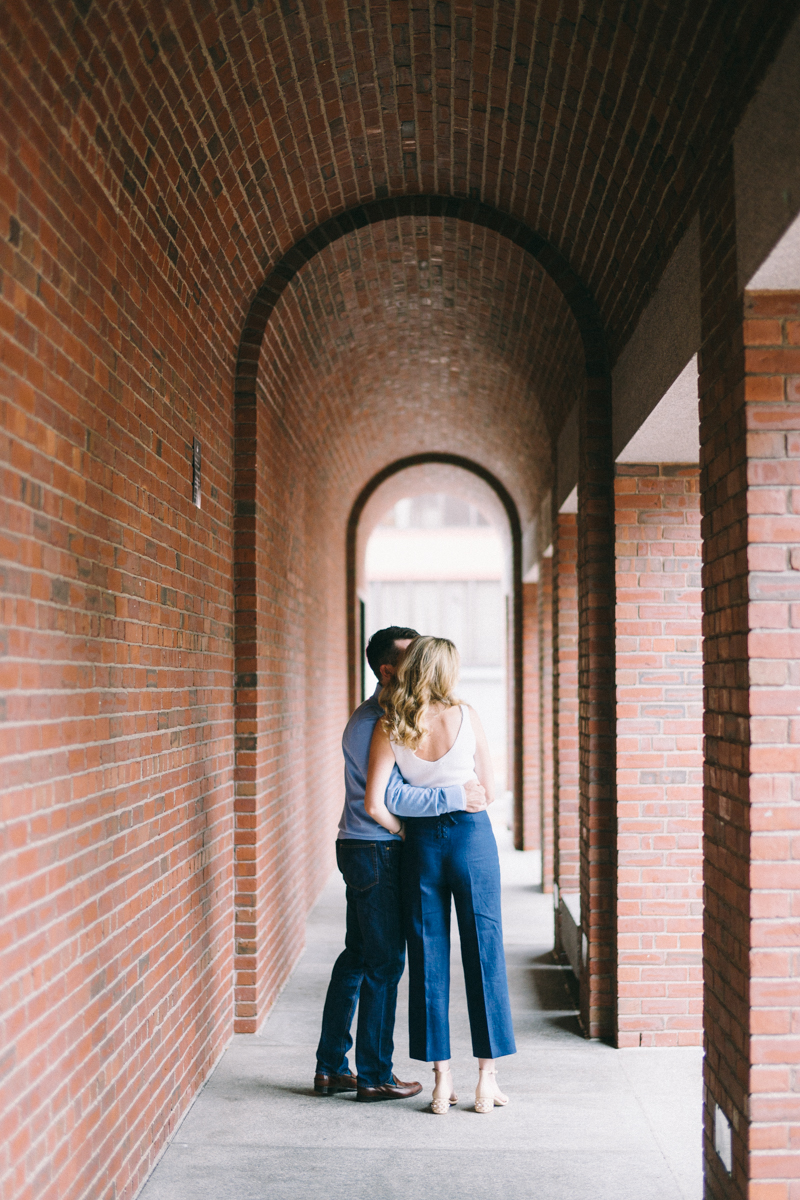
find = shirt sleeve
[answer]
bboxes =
[384,764,466,816]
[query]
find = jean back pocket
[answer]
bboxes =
[336,841,379,891]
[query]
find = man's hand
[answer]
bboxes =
[464,779,489,812]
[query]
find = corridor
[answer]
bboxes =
[4,2,800,1197]
[139,806,702,1200]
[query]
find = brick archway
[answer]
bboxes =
[231,198,609,709]
[345,452,524,832]
[234,195,608,389]
[232,194,617,1039]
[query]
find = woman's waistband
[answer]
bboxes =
[404,809,489,831]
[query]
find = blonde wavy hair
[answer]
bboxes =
[380,636,460,750]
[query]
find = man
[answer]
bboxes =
[314,626,489,1102]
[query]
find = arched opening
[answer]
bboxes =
[229,204,599,1033]
[346,454,524,840]
[352,461,519,848]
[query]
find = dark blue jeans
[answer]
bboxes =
[316,839,405,1088]
[402,810,516,1062]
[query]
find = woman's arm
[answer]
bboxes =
[468,706,496,806]
[364,721,403,835]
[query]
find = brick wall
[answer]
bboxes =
[538,557,555,893]
[0,7,346,1198]
[739,290,800,1200]
[232,380,346,1032]
[3,2,800,1197]
[578,380,617,1041]
[0,102,594,1200]
[615,465,703,1048]
[0,34,240,1200]
[699,157,750,1200]
[522,581,541,851]
[698,162,800,1199]
[0,19,594,1196]
[554,513,580,898]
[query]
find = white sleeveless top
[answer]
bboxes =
[391,706,477,788]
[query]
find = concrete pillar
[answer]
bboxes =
[614,464,703,1047]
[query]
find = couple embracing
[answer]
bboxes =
[314,626,516,1115]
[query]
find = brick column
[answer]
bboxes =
[538,556,555,893]
[521,581,542,852]
[700,160,751,1198]
[741,291,800,1200]
[233,310,279,1035]
[615,465,703,1048]
[554,513,580,902]
[578,379,617,1040]
[700,151,800,1197]
[232,375,262,1033]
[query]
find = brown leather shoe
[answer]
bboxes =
[356,1075,423,1102]
[314,1069,358,1095]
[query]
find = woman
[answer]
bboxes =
[364,636,516,1115]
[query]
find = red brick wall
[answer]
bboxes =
[554,513,580,898]
[577,381,618,1041]
[0,22,598,1191]
[232,379,346,1032]
[3,2,800,1197]
[699,158,750,1200]
[0,38,239,1200]
[739,290,800,1200]
[522,581,541,852]
[538,557,555,893]
[0,39,592,1197]
[698,160,800,1198]
[0,8,346,1199]
[615,465,703,1048]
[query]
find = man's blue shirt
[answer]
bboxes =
[338,685,466,840]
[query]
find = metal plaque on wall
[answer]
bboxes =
[192,438,201,507]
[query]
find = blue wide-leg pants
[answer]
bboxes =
[402,810,516,1062]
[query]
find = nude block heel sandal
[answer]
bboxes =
[475,1068,509,1114]
[431,1068,458,1115]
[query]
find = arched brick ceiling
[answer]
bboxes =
[257,213,584,528]
[16,0,791,381]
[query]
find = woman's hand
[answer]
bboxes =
[464,779,488,811]
[364,722,403,835]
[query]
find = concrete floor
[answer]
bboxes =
[139,806,703,1200]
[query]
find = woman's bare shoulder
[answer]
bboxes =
[370,716,391,743]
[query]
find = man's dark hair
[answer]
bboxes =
[366,626,419,681]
